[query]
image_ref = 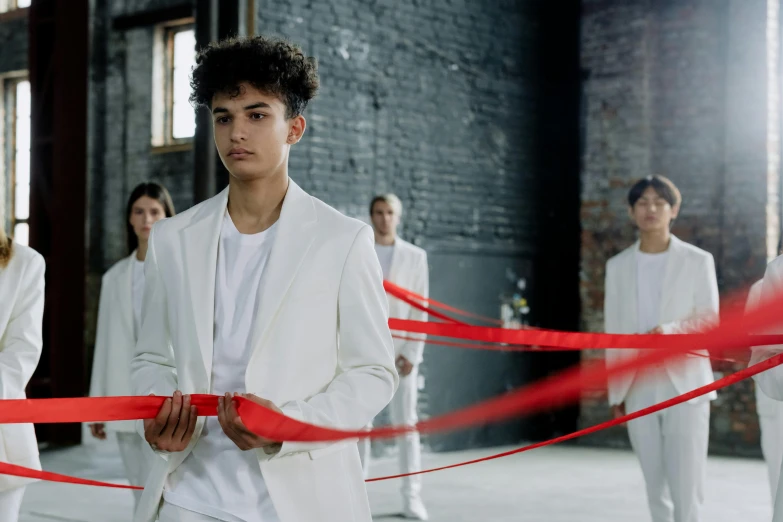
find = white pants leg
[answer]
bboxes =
[389,368,422,501]
[117,431,152,507]
[761,412,783,503]
[626,371,709,522]
[662,398,709,522]
[626,403,674,522]
[158,502,222,521]
[0,486,26,522]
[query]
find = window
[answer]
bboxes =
[152,21,196,148]
[0,0,31,13]
[1,77,31,245]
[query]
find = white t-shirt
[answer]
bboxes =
[132,257,145,337]
[635,250,669,334]
[374,243,395,280]
[163,212,280,522]
[629,249,672,404]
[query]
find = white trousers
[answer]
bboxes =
[158,502,222,521]
[359,368,422,500]
[117,431,152,507]
[0,486,26,522]
[625,371,710,522]
[761,412,783,503]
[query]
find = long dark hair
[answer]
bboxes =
[0,226,12,268]
[126,183,176,254]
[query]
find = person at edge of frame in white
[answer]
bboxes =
[604,175,718,522]
[130,35,398,522]
[745,235,783,508]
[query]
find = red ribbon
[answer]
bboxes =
[384,281,503,325]
[0,283,781,488]
[368,351,783,481]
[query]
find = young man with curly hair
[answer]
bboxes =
[131,35,398,522]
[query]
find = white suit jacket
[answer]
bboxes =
[604,236,719,406]
[0,243,44,491]
[130,180,398,522]
[751,255,783,402]
[89,253,138,432]
[746,279,781,417]
[387,238,429,365]
[749,255,783,521]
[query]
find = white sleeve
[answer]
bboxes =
[130,225,178,439]
[0,253,44,400]
[659,253,719,334]
[751,259,783,400]
[603,261,625,406]
[88,274,112,398]
[399,251,429,365]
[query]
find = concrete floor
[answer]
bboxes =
[17,439,773,521]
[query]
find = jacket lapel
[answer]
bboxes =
[623,242,639,334]
[249,180,317,357]
[181,190,228,382]
[658,235,684,320]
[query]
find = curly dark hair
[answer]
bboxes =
[190,35,320,119]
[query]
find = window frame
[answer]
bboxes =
[1,72,29,243]
[151,18,196,152]
[0,0,29,14]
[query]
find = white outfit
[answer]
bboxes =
[748,256,783,522]
[0,487,26,522]
[359,238,428,502]
[605,236,718,522]
[163,214,279,521]
[0,243,46,521]
[89,252,154,504]
[745,279,783,503]
[131,180,398,522]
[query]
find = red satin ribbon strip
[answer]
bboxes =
[368,351,783,481]
[391,334,741,362]
[0,287,781,487]
[384,282,465,325]
[384,281,503,325]
[0,461,143,490]
[389,319,783,349]
[3,350,780,490]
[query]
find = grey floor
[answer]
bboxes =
[17,438,772,521]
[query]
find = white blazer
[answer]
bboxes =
[131,180,398,522]
[749,255,783,521]
[387,238,429,365]
[751,255,783,400]
[746,279,780,417]
[604,236,719,406]
[0,243,44,491]
[88,253,138,432]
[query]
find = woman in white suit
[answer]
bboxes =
[605,176,718,522]
[745,236,783,505]
[0,224,45,521]
[88,182,174,503]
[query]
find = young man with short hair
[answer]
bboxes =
[359,194,429,520]
[131,36,398,522]
[604,175,718,522]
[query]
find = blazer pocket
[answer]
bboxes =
[308,440,355,460]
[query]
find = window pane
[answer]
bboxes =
[172,29,196,139]
[14,80,31,221]
[13,223,28,246]
[16,0,32,8]
[14,181,29,220]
